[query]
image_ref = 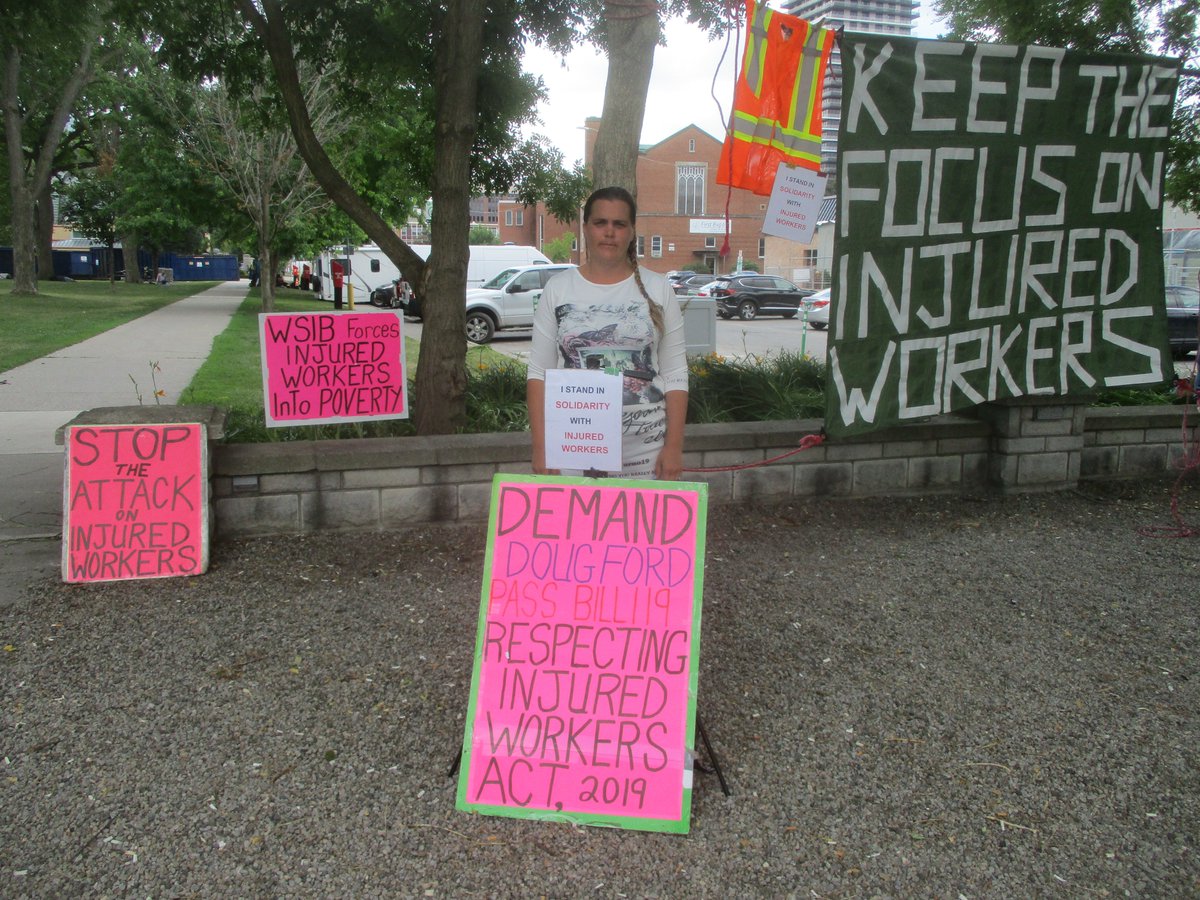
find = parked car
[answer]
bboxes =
[709,274,816,320]
[464,264,576,343]
[672,273,717,295]
[1166,284,1199,358]
[803,287,832,329]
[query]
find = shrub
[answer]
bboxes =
[687,351,825,423]
[1091,378,1185,407]
[465,358,530,432]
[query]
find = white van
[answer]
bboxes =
[463,245,553,287]
[314,243,551,306]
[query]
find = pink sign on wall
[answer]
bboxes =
[62,423,209,583]
[457,475,708,833]
[259,312,407,426]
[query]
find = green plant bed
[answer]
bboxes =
[182,295,1192,442]
[687,351,826,423]
[1091,379,1187,406]
[0,280,226,372]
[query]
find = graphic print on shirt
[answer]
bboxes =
[554,304,664,406]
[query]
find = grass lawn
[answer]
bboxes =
[0,279,228,372]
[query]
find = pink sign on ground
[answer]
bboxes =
[62,423,209,583]
[259,312,407,426]
[458,475,709,833]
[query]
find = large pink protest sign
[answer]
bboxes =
[259,312,407,426]
[457,475,708,833]
[62,423,209,583]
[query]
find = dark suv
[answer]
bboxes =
[709,274,815,320]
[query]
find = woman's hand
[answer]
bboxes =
[655,389,688,481]
[654,446,684,481]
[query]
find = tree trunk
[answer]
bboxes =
[147,245,161,286]
[4,47,37,295]
[122,231,141,283]
[35,173,54,281]
[257,194,275,312]
[258,246,276,312]
[411,0,484,434]
[8,181,37,294]
[591,0,661,196]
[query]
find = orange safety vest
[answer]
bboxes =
[717,0,834,195]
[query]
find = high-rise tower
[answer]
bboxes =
[781,0,919,182]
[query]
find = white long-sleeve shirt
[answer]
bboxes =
[526,267,689,405]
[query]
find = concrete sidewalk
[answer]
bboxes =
[0,280,248,598]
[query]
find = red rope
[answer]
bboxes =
[716,0,742,260]
[684,432,825,473]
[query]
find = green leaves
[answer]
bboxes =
[503,136,592,224]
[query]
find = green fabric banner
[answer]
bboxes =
[826,35,1180,437]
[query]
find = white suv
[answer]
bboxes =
[465,264,575,344]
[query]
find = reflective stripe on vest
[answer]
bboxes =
[744,0,772,98]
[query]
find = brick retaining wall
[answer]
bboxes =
[202,402,1196,539]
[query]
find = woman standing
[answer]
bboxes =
[526,186,689,480]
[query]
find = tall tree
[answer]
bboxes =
[1161,1,1200,213]
[227,0,485,432]
[58,170,120,281]
[143,0,577,434]
[1168,76,1200,213]
[176,69,343,311]
[109,106,223,279]
[106,40,236,280]
[2,2,114,294]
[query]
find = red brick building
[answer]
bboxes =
[485,118,770,274]
[493,198,577,262]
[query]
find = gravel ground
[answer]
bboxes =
[2,477,1198,898]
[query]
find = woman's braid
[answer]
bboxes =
[628,244,664,335]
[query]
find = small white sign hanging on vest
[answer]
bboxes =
[762,164,827,244]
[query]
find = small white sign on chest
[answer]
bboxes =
[544,369,623,471]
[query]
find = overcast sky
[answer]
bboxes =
[520,3,948,163]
